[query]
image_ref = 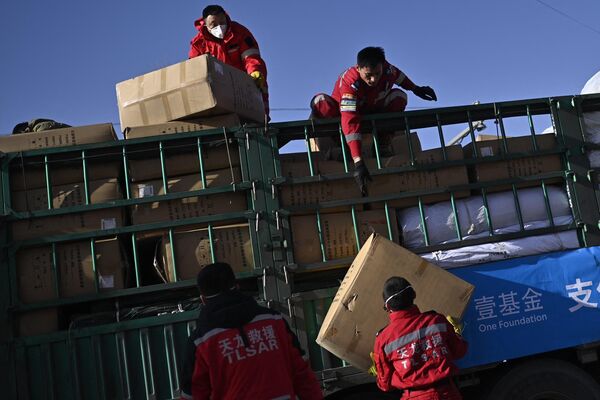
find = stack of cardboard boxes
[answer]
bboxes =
[0,123,128,335]
[115,54,266,282]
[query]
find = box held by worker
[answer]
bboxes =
[116,55,264,127]
[316,234,474,371]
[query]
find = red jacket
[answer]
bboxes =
[373,305,467,393]
[332,61,416,159]
[189,14,267,78]
[180,291,323,400]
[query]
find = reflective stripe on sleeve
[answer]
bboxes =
[345,132,361,143]
[241,48,260,59]
[395,71,407,86]
[384,323,448,355]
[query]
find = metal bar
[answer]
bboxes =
[81,150,91,205]
[511,185,525,231]
[338,123,350,173]
[481,188,494,235]
[417,197,430,247]
[90,238,99,293]
[350,207,361,250]
[164,325,180,398]
[404,116,416,165]
[384,203,393,240]
[316,210,327,262]
[131,233,141,288]
[168,229,178,282]
[115,332,132,400]
[371,120,382,169]
[159,141,168,195]
[495,105,509,154]
[303,126,316,176]
[436,113,448,161]
[122,147,131,200]
[541,181,555,227]
[466,110,478,157]
[450,192,463,241]
[208,225,216,263]
[44,155,52,210]
[139,329,157,400]
[526,104,539,151]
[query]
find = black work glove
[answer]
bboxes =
[413,86,437,101]
[353,160,372,197]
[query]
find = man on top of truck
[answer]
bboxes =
[310,47,437,196]
[180,262,323,400]
[373,276,467,399]
[189,5,270,120]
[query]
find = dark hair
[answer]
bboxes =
[357,47,386,68]
[382,276,415,311]
[202,5,226,19]
[196,262,236,296]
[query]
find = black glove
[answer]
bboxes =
[353,160,372,196]
[413,86,437,101]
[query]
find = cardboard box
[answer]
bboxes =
[290,209,399,265]
[10,162,121,191]
[116,55,265,127]
[17,237,126,303]
[130,171,247,225]
[124,114,241,139]
[0,124,116,153]
[18,309,59,337]
[464,134,562,191]
[12,178,121,212]
[162,224,254,281]
[128,143,240,182]
[10,178,124,241]
[316,234,475,370]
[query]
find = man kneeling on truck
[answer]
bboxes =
[372,277,467,399]
[180,262,323,400]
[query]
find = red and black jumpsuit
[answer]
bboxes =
[189,13,269,118]
[180,290,323,400]
[373,305,468,399]
[311,61,416,160]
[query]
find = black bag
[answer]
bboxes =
[12,118,71,134]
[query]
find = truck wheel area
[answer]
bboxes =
[485,359,600,400]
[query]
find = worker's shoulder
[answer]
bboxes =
[338,67,361,90]
[230,20,254,35]
[421,310,447,324]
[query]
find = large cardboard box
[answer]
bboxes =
[130,171,246,225]
[464,134,563,191]
[290,209,399,266]
[316,234,474,370]
[10,178,124,241]
[128,143,240,182]
[17,237,126,303]
[0,124,116,153]
[116,55,264,127]
[124,114,241,139]
[162,224,254,281]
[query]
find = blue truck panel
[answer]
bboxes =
[453,247,600,369]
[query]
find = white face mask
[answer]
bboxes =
[209,24,227,39]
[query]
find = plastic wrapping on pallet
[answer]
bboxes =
[399,186,572,248]
[422,230,579,268]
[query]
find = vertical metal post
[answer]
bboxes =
[44,155,52,210]
[81,150,90,205]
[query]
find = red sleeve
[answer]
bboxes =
[338,75,362,160]
[390,63,417,91]
[374,336,394,392]
[282,320,323,399]
[190,346,212,399]
[189,35,204,59]
[441,318,468,360]
[235,24,267,77]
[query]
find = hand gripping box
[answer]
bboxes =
[316,234,474,370]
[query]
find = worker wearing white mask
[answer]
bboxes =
[189,5,270,120]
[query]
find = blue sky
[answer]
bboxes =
[0,1,598,149]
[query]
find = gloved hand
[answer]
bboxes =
[446,315,464,336]
[353,160,372,196]
[413,86,437,101]
[250,71,267,92]
[368,352,378,377]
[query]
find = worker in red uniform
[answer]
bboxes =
[189,5,270,120]
[311,47,437,195]
[372,277,467,400]
[180,262,323,400]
